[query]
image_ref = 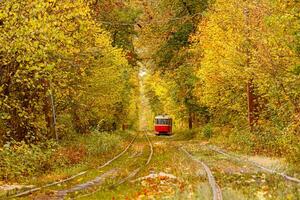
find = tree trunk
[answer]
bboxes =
[247,80,255,130]
[247,79,259,131]
[188,112,193,129]
[42,79,56,138]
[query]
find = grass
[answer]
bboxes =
[75,133,212,200]
[2,130,299,200]
[30,133,150,199]
[171,125,300,177]
[184,143,300,200]
[0,130,134,199]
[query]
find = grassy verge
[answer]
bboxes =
[0,130,133,191]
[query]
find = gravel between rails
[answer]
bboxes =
[5,133,138,199]
[207,145,300,184]
[181,147,223,200]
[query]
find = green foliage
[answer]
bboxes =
[0,130,131,181]
[156,23,194,69]
[0,0,138,142]
[173,129,198,140]
[202,124,213,139]
[92,0,142,65]
[85,130,122,156]
[0,140,58,180]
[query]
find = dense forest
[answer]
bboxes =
[0,0,299,198]
[0,0,141,143]
[139,0,299,162]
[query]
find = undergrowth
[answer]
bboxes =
[172,129,199,140]
[0,130,132,182]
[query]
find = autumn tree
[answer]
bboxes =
[0,0,137,142]
[136,0,209,129]
[191,0,300,132]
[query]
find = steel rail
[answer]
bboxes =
[181,147,223,200]
[113,132,154,185]
[6,133,138,199]
[145,132,154,166]
[75,132,153,199]
[207,145,300,184]
[108,132,153,187]
[56,169,118,200]
[110,132,153,187]
[97,134,137,169]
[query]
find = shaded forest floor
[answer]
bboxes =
[1,131,299,200]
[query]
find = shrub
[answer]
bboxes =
[202,124,213,139]
[0,130,131,182]
[85,130,122,156]
[173,129,198,140]
[54,144,87,165]
[0,140,58,181]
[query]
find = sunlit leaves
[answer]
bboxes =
[0,0,136,141]
[190,0,300,129]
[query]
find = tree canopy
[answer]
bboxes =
[0,0,140,142]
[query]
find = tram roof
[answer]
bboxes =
[155,115,172,119]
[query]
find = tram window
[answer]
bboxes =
[155,119,171,125]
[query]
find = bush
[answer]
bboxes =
[53,144,87,165]
[85,130,122,156]
[0,130,132,182]
[202,124,213,139]
[0,140,58,181]
[173,129,198,140]
[208,124,299,170]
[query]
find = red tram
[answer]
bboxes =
[154,115,172,135]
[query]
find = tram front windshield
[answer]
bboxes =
[155,119,171,125]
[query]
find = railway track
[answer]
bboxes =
[113,132,153,186]
[74,132,153,199]
[5,133,138,199]
[207,145,300,184]
[97,135,138,170]
[181,147,223,200]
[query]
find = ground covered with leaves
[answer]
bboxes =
[1,132,297,200]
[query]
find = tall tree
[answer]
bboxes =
[190,0,300,131]
[136,0,209,129]
[0,0,136,142]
